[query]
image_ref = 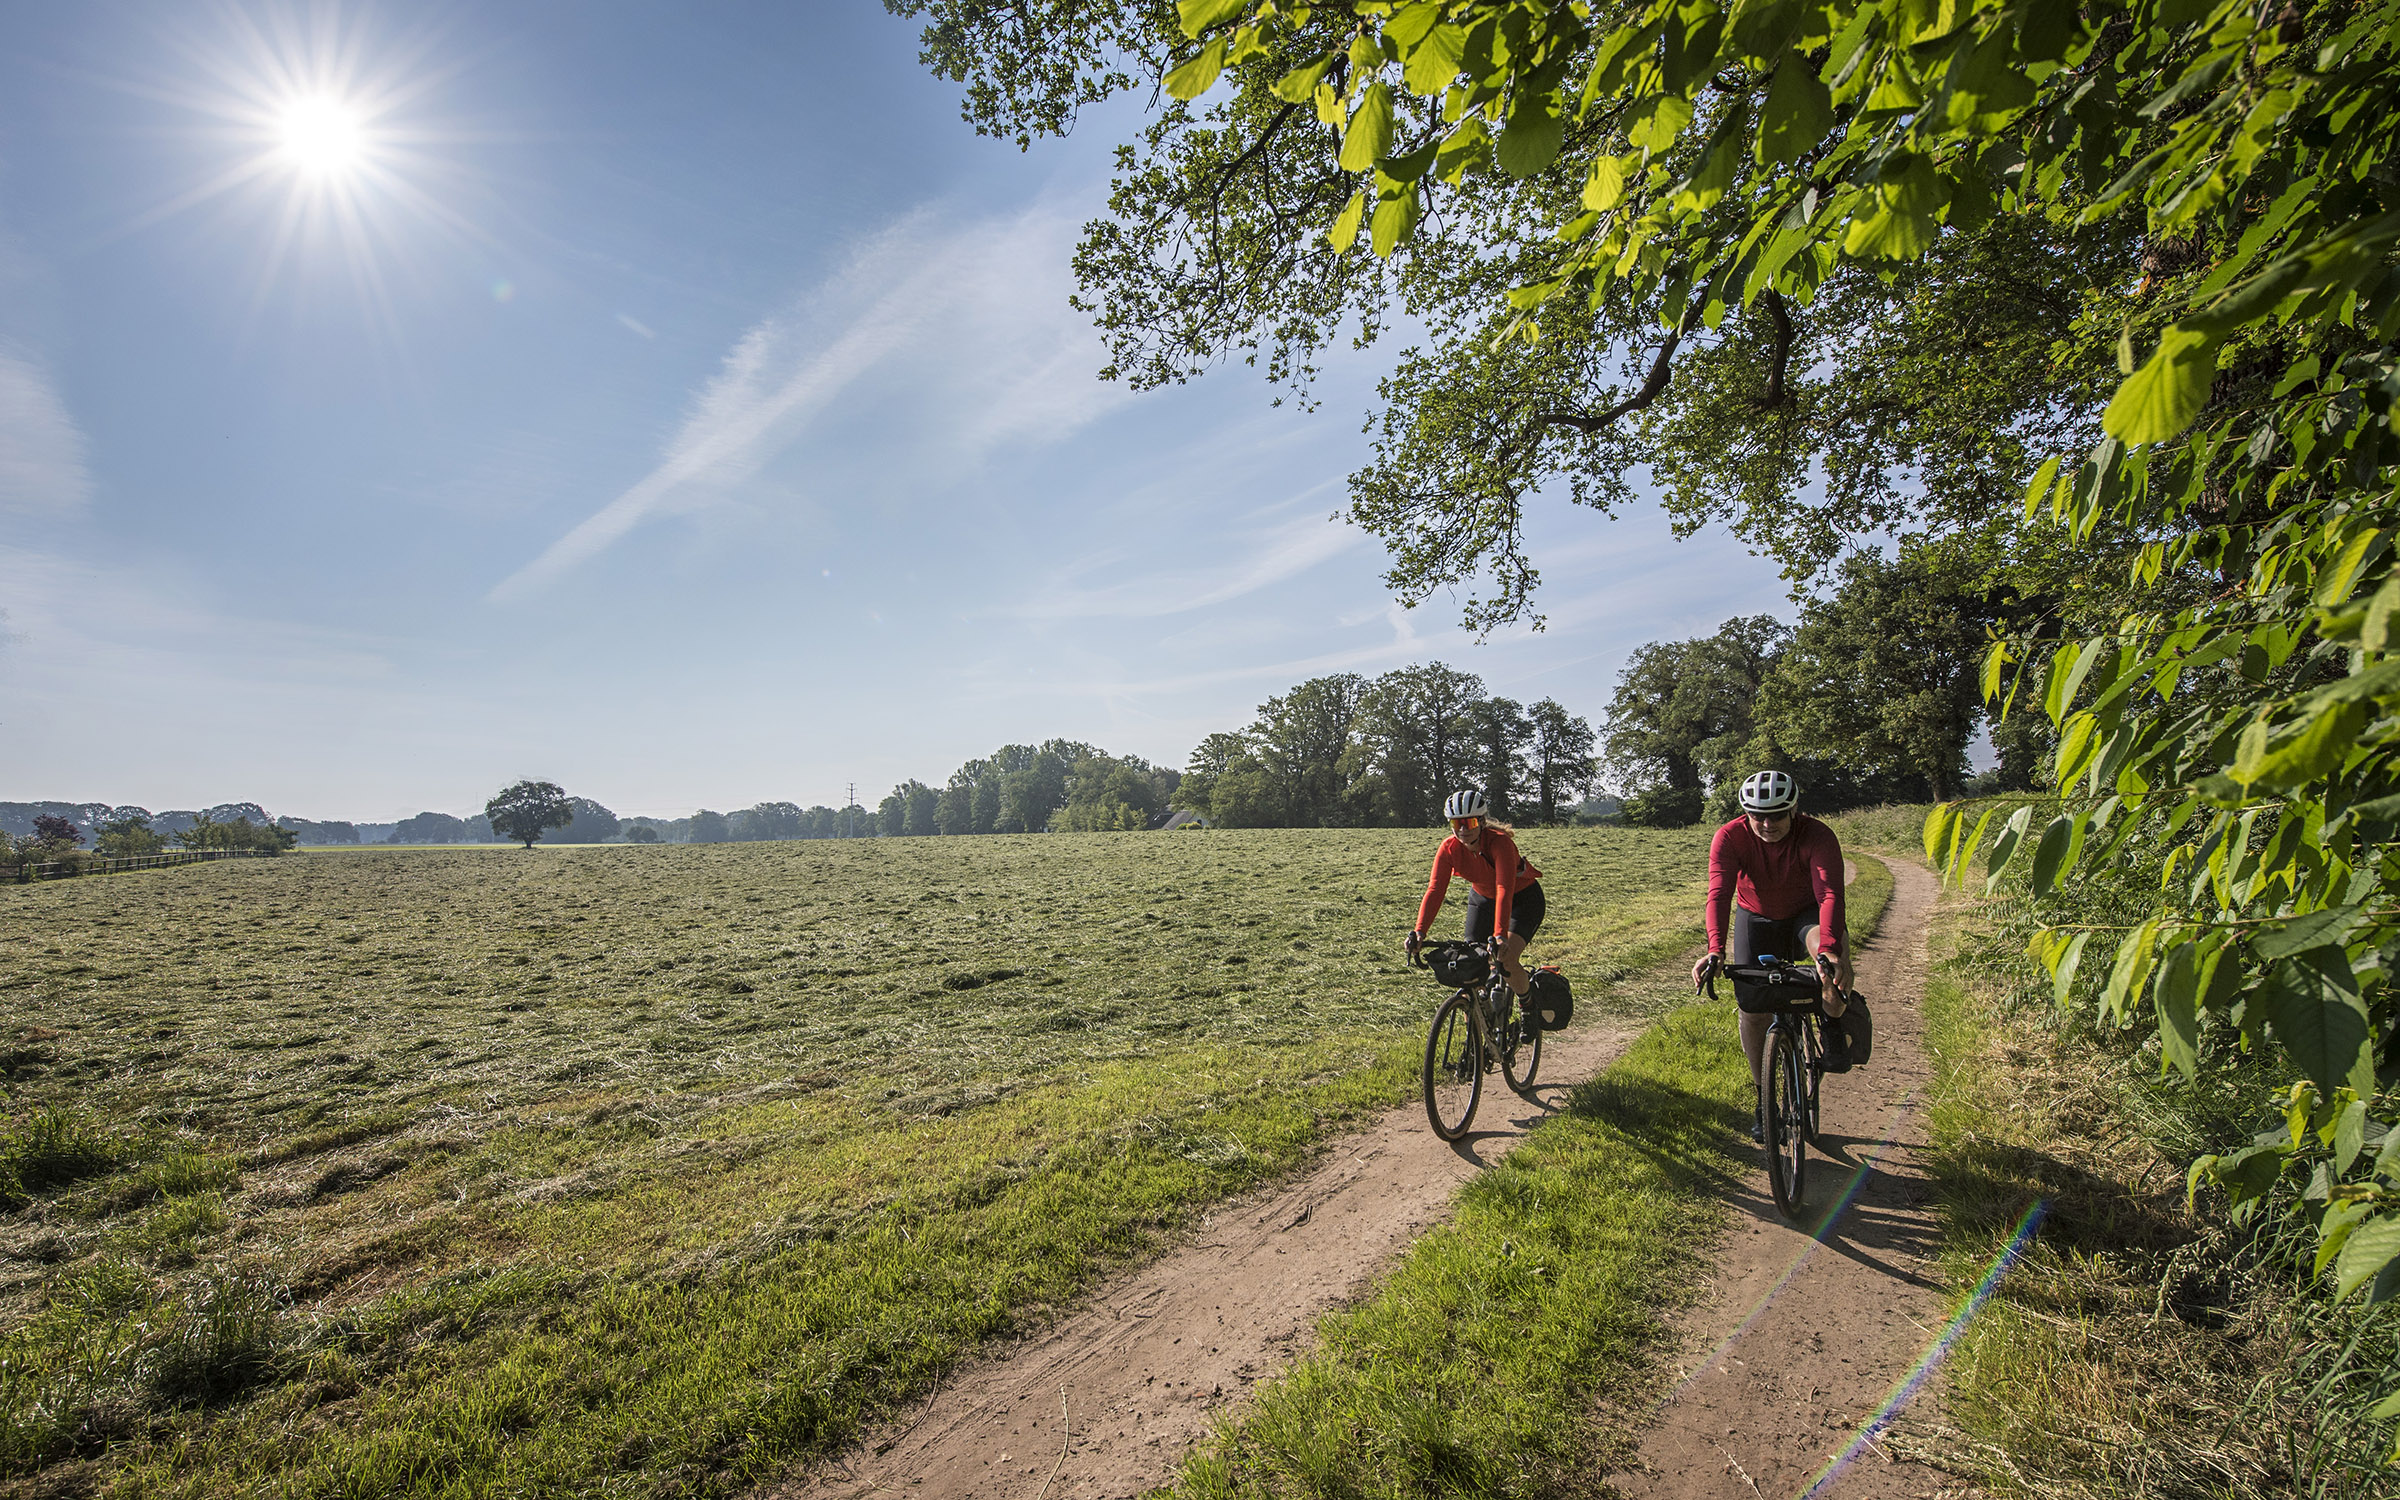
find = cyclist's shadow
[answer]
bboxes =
[1742,1130,1944,1286]
[1441,1085,1570,1167]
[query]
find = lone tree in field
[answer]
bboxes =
[486,781,575,849]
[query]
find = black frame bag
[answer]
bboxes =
[1424,942,1490,987]
[1528,967,1573,1030]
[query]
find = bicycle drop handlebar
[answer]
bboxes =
[1699,950,1835,1001]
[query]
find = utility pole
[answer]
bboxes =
[845,782,855,839]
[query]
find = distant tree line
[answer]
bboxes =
[1599,554,2049,827]
[1173,664,1598,828]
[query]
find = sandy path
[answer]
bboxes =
[760,1017,1648,1500]
[1604,857,1961,1500]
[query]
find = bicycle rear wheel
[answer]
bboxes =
[1423,992,1483,1140]
[1763,1025,1809,1218]
[1502,999,1542,1094]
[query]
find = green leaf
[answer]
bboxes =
[2241,701,2369,790]
[2154,941,2201,1082]
[2030,813,2076,895]
[1628,93,1695,154]
[2361,573,2400,652]
[1177,0,1248,39]
[1985,804,2034,893]
[1497,91,1564,177]
[2334,1098,2368,1175]
[1383,0,1445,51]
[1329,191,1366,253]
[2100,920,2161,1023]
[2261,950,2376,1097]
[1757,53,1835,164]
[1948,804,1997,887]
[2055,712,2101,784]
[1165,37,1229,100]
[1272,54,1336,105]
[2045,638,2108,723]
[2103,325,2220,445]
[2053,930,2092,1007]
[1370,182,1422,256]
[1583,155,1629,211]
[2317,527,2385,606]
[1922,802,1959,863]
[2254,903,2362,961]
[2337,1216,2400,1301]
[1340,83,1395,172]
[2021,454,2062,518]
[1402,24,1469,95]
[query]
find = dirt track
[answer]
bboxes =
[762,1016,1647,1500]
[1604,857,1963,1500]
[764,858,1954,1500]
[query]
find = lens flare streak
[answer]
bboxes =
[1649,1089,1916,1416]
[1799,1199,2049,1497]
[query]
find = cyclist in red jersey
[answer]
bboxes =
[1404,788,1544,1002]
[1690,771,1857,1134]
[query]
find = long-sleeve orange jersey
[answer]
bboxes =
[1414,829,1542,938]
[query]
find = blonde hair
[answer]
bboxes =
[1473,818,1515,838]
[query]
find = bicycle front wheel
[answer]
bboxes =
[1423,992,1483,1140]
[1763,1025,1809,1218]
[1502,1005,1542,1094]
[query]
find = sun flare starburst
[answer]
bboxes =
[276,95,367,178]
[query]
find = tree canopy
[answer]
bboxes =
[485,781,576,849]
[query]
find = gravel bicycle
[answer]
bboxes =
[1703,954,1836,1218]
[1412,938,1541,1140]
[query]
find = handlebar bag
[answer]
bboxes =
[1425,942,1490,988]
[1731,967,1824,1015]
[1528,967,1573,1030]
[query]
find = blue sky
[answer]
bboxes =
[0,1,1792,822]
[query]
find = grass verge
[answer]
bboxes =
[1168,853,1893,1500]
[1897,895,2400,1499]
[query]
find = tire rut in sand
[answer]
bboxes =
[1604,856,1961,1500]
[757,1020,1646,1500]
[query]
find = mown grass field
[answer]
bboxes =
[0,826,1712,1498]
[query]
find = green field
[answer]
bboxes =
[0,826,1712,1498]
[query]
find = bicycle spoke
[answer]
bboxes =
[1423,993,1482,1140]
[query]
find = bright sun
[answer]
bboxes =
[277,96,365,177]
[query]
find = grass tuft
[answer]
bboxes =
[0,1108,123,1205]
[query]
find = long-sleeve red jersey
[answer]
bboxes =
[1705,814,1846,957]
[1415,828,1541,937]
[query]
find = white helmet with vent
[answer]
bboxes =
[1443,788,1488,820]
[1738,770,1799,813]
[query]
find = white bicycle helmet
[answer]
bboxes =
[1443,788,1488,820]
[1738,770,1799,813]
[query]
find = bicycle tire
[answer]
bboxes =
[1763,1025,1809,1218]
[1502,998,1542,1094]
[1423,991,1483,1140]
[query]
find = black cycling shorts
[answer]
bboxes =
[1731,904,1820,966]
[1463,880,1545,942]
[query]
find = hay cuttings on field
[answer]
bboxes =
[0,827,1710,1496]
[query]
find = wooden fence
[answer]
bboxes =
[2,848,279,885]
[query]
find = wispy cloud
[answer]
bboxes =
[490,202,1128,602]
[1012,498,1362,620]
[0,349,92,516]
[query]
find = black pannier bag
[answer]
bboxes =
[1528,967,1573,1030]
[1425,941,1490,987]
[1731,963,1824,1015]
